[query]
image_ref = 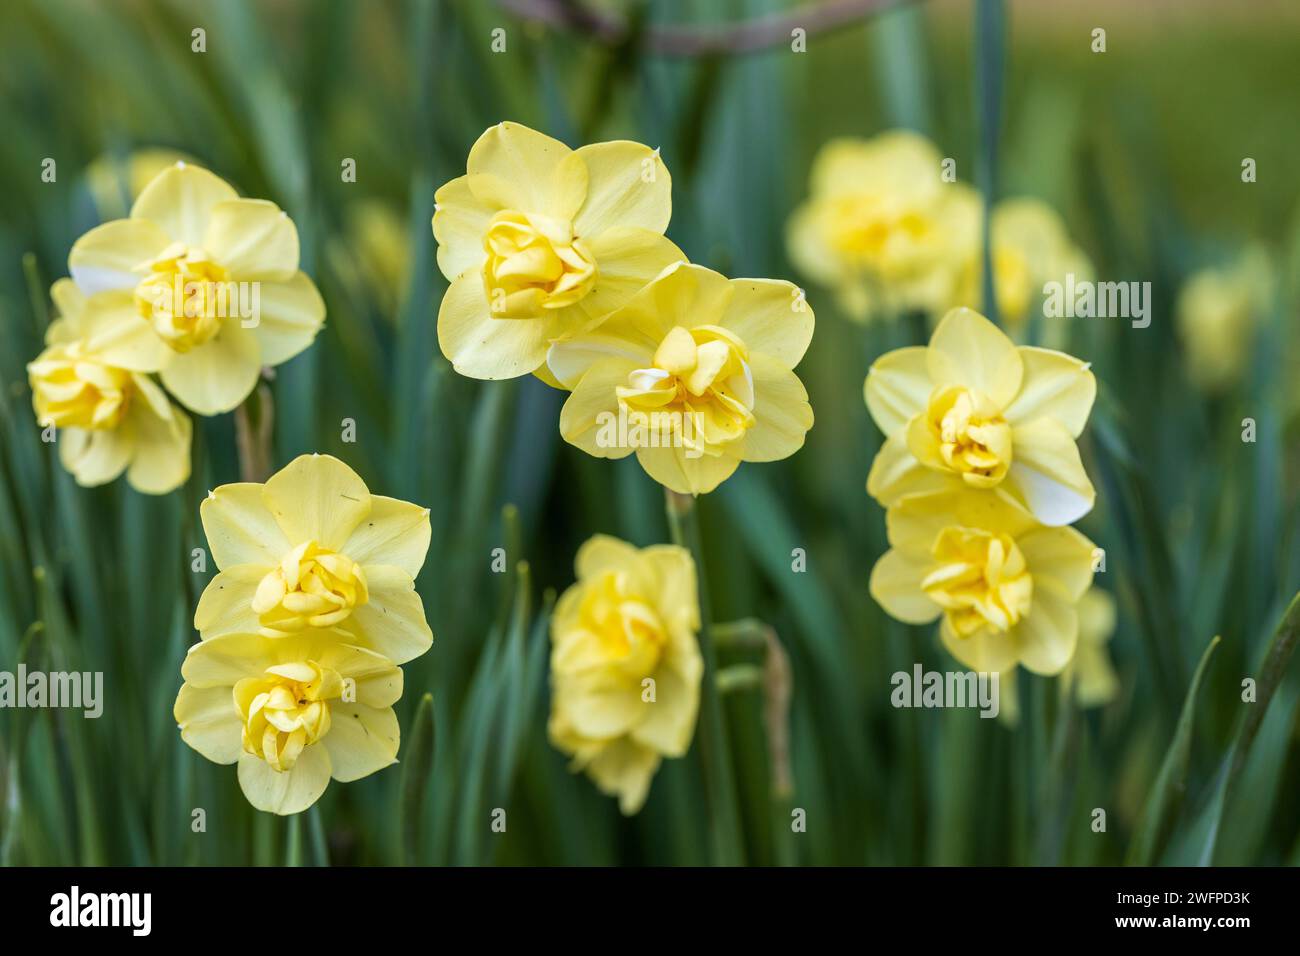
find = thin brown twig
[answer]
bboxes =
[499,0,903,57]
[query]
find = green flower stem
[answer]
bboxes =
[665,489,745,866]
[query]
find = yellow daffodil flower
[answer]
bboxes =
[786,131,969,322]
[433,121,685,380]
[949,196,1094,334]
[1175,250,1271,394]
[28,279,190,494]
[870,487,1096,675]
[195,454,433,665]
[174,629,403,814]
[550,261,814,495]
[68,161,325,415]
[549,535,703,814]
[865,306,1096,526]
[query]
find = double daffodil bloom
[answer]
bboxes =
[174,629,403,814]
[870,488,1096,675]
[551,261,815,495]
[433,121,685,380]
[28,279,190,494]
[549,535,703,815]
[865,307,1096,526]
[68,162,325,415]
[1175,250,1271,394]
[195,454,433,665]
[948,196,1094,334]
[786,131,968,322]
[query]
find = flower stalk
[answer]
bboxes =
[664,489,744,865]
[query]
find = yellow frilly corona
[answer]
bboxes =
[433,121,685,380]
[68,161,325,415]
[551,261,815,495]
[865,307,1096,526]
[548,535,703,815]
[194,454,434,665]
[174,629,403,815]
[28,279,191,494]
[870,488,1096,675]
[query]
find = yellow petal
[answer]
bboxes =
[866,432,953,505]
[337,564,433,665]
[718,278,815,370]
[124,380,191,494]
[77,291,173,371]
[869,548,942,624]
[432,174,493,281]
[635,445,741,496]
[437,271,548,379]
[629,665,698,757]
[573,140,671,237]
[466,121,587,221]
[203,199,299,280]
[885,487,1037,556]
[557,671,644,739]
[1004,346,1096,437]
[131,162,238,247]
[1018,525,1095,603]
[558,357,640,458]
[547,326,654,390]
[58,426,131,487]
[50,278,87,329]
[1014,592,1079,676]
[784,202,842,286]
[574,533,643,581]
[194,564,264,637]
[940,616,1020,673]
[251,272,325,365]
[341,495,431,578]
[640,545,701,635]
[322,703,400,782]
[1006,418,1095,526]
[174,684,243,764]
[927,307,1024,409]
[864,346,931,435]
[561,228,685,331]
[159,321,262,415]
[68,218,172,293]
[237,745,331,815]
[741,353,813,462]
[263,453,372,550]
[201,483,290,569]
[1078,587,1117,646]
[180,631,276,686]
[583,737,662,815]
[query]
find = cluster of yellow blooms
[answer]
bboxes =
[432,121,815,496]
[27,161,325,494]
[174,454,434,814]
[787,130,1092,336]
[865,306,1116,706]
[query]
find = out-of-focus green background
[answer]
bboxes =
[1,0,1298,865]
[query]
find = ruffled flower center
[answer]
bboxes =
[134,242,232,352]
[922,526,1033,639]
[918,384,1012,486]
[616,325,755,455]
[579,570,668,679]
[28,343,132,430]
[234,661,342,771]
[827,194,933,265]
[252,541,368,635]
[482,210,596,318]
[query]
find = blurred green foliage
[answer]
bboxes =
[0,0,1298,866]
